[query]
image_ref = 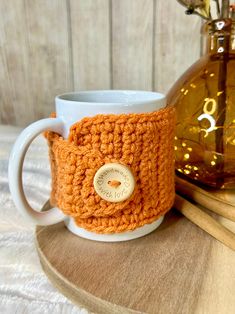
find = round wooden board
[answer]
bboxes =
[35,201,217,314]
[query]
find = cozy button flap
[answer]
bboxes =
[46,136,135,218]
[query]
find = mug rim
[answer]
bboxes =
[56,90,165,105]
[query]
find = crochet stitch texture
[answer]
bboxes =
[45,106,176,233]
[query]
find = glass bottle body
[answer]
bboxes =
[168,19,235,189]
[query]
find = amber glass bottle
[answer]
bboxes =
[168,19,235,189]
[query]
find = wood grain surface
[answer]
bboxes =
[0,0,201,126]
[36,198,235,314]
[70,0,111,90]
[0,0,72,125]
[154,0,201,93]
[112,0,153,90]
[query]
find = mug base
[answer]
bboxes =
[65,216,164,242]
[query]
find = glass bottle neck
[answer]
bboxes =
[203,19,235,56]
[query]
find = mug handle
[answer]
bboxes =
[8,118,66,225]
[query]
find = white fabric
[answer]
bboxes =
[0,125,88,314]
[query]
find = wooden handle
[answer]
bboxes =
[175,176,235,222]
[174,194,235,251]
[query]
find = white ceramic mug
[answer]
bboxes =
[8,90,167,242]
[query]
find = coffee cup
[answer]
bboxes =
[8,90,175,242]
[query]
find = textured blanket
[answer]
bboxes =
[0,125,87,314]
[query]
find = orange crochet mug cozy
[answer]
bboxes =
[45,106,176,235]
[9,90,176,241]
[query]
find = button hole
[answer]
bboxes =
[108,180,121,188]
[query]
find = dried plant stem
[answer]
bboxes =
[190,10,211,19]
[221,0,230,18]
[213,0,220,17]
[231,10,235,20]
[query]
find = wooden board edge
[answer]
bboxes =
[35,227,143,314]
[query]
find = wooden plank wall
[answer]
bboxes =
[0,0,201,126]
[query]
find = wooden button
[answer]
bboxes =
[93,163,135,203]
